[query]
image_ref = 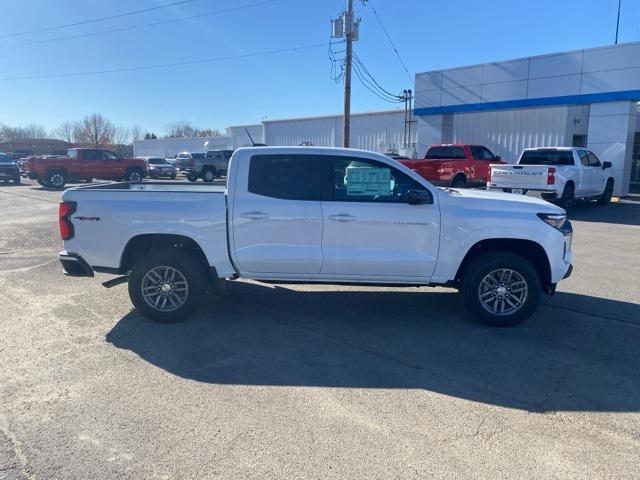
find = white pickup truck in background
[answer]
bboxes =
[58,147,573,327]
[489,147,615,207]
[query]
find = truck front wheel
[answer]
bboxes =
[44,170,67,190]
[125,169,143,183]
[461,252,541,327]
[128,248,208,323]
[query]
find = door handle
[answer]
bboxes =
[241,211,269,220]
[328,213,356,222]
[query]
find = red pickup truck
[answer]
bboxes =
[21,148,147,189]
[398,144,504,187]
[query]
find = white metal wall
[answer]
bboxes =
[227,125,264,149]
[133,136,231,157]
[262,110,415,153]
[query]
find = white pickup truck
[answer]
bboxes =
[489,147,615,207]
[58,147,573,327]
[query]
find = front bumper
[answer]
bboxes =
[59,251,94,277]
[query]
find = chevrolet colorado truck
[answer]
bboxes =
[398,144,504,187]
[489,147,615,207]
[21,148,147,189]
[58,146,573,327]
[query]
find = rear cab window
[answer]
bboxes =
[519,150,574,166]
[248,154,318,200]
[425,146,466,160]
[470,146,495,160]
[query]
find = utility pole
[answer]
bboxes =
[343,0,354,148]
[615,0,621,44]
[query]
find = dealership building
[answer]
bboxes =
[134,41,639,195]
[414,41,640,196]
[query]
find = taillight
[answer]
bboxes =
[547,167,556,185]
[59,201,76,240]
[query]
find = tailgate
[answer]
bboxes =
[490,165,552,190]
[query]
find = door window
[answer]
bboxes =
[578,150,590,166]
[586,152,602,167]
[83,150,102,161]
[248,154,318,200]
[470,146,494,160]
[324,156,424,203]
[101,151,119,160]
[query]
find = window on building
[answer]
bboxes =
[572,135,588,148]
[248,154,317,200]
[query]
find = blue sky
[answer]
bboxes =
[1,0,639,136]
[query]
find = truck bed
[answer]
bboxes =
[61,182,235,277]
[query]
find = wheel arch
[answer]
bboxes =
[454,238,552,292]
[120,233,215,280]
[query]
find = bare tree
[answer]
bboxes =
[113,126,130,145]
[53,121,82,143]
[130,125,143,141]
[0,123,47,140]
[165,121,198,138]
[78,114,115,146]
[196,128,223,137]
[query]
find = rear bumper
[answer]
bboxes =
[490,186,559,200]
[59,251,94,277]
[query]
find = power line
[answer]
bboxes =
[353,53,403,101]
[0,42,330,81]
[1,0,280,48]
[0,0,198,39]
[364,0,413,84]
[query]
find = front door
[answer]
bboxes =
[586,151,607,195]
[230,153,323,275]
[319,155,440,280]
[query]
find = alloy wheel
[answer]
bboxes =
[477,268,528,316]
[141,266,189,312]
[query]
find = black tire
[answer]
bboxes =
[128,248,208,323]
[186,173,198,182]
[461,252,541,327]
[13,176,21,185]
[84,178,93,183]
[170,173,177,180]
[597,179,614,205]
[201,167,216,183]
[44,170,67,190]
[125,169,143,183]
[37,179,50,188]
[451,175,466,188]
[558,182,575,209]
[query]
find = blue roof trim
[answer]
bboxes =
[414,89,640,115]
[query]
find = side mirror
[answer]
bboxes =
[407,189,433,205]
[602,161,612,169]
[494,155,501,161]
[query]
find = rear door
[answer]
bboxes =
[230,153,323,275]
[99,150,124,179]
[319,154,439,280]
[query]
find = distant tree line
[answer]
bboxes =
[0,115,223,147]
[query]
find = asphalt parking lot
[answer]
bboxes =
[1,179,639,479]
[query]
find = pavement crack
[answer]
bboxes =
[0,421,36,480]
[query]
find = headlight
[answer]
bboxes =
[537,213,567,229]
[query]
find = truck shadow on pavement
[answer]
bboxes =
[106,280,640,413]
[568,201,640,226]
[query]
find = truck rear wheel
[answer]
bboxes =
[201,167,216,183]
[461,252,541,327]
[558,183,574,209]
[128,248,207,323]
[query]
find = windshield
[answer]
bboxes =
[519,150,574,166]
[0,153,14,163]
[148,158,167,165]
